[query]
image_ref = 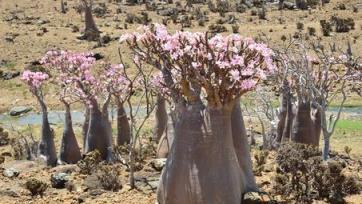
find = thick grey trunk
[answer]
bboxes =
[82,0,100,41]
[60,0,66,13]
[116,101,131,145]
[59,103,82,164]
[322,132,330,160]
[157,102,243,204]
[231,98,257,192]
[156,113,175,158]
[281,94,293,142]
[312,108,322,145]
[37,99,57,166]
[153,95,168,142]
[292,101,319,146]
[276,93,288,143]
[84,100,113,161]
[82,107,90,151]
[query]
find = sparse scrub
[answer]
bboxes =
[320,20,332,36]
[77,150,102,175]
[25,178,48,197]
[96,165,122,191]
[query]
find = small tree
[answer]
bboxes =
[21,71,57,166]
[41,51,113,160]
[80,0,100,41]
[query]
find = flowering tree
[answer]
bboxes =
[101,63,131,146]
[274,41,361,160]
[121,24,275,203]
[21,71,57,166]
[41,51,114,160]
[58,87,82,164]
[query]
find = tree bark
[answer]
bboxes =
[322,132,330,160]
[59,102,82,164]
[84,100,113,161]
[36,96,57,166]
[281,94,293,142]
[153,95,168,142]
[82,0,100,41]
[275,92,288,144]
[156,113,175,158]
[157,102,243,204]
[231,98,258,192]
[291,101,319,146]
[116,101,131,145]
[82,107,90,151]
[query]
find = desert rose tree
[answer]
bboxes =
[121,24,276,203]
[21,70,57,166]
[41,51,115,160]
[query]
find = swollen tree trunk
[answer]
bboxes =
[82,107,90,151]
[157,102,243,204]
[312,107,322,145]
[153,95,168,142]
[82,0,100,41]
[84,100,113,161]
[275,92,288,143]
[156,113,175,158]
[60,0,66,13]
[291,101,319,146]
[116,101,131,145]
[37,97,57,166]
[281,94,293,142]
[231,98,257,192]
[59,102,82,164]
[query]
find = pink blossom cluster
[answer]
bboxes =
[41,50,102,105]
[120,24,276,103]
[102,63,131,102]
[21,70,49,92]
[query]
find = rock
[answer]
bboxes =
[100,33,112,44]
[71,25,79,33]
[0,156,4,164]
[9,106,32,116]
[89,189,105,196]
[243,192,271,204]
[0,128,10,146]
[3,167,20,178]
[150,158,167,171]
[0,189,20,197]
[51,164,79,174]
[1,71,20,80]
[158,8,178,16]
[51,173,69,189]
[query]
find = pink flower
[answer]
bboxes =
[229,70,240,81]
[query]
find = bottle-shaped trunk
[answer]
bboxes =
[84,100,113,160]
[82,107,90,151]
[157,102,243,204]
[59,103,82,164]
[231,98,257,192]
[116,101,131,145]
[83,0,100,41]
[156,113,175,158]
[38,101,57,166]
[292,101,319,146]
[281,94,294,142]
[276,92,288,143]
[153,95,168,142]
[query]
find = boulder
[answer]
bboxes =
[3,167,20,178]
[150,158,167,171]
[51,173,69,189]
[9,106,32,116]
